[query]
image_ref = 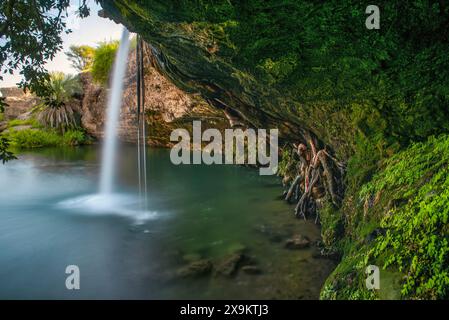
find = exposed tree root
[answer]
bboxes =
[283,138,345,223]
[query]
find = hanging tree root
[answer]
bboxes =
[283,138,345,223]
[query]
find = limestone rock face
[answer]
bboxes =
[79,73,107,138]
[0,88,39,121]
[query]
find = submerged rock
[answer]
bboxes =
[176,259,213,278]
[182,253,202,263]
[284,235,311,250]
[214,253,245,277]
[241,265,262,275]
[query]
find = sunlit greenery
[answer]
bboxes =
[3,128,89,149]
[66,45,95,72]
[91,40,119,85]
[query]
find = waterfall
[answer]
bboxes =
[99,28,131,194]
[136,35,148,210]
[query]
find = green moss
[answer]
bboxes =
[363,134,449,299]
[322,134,449,299]
[0,113,4,122]
[319,203,345,248]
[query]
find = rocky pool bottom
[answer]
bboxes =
[0,145,336,299]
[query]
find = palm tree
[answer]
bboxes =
[37,72,82,132]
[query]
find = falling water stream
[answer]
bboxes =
[99,27,131,194]
[55,28,152,219]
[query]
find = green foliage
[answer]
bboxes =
[4,128,88,149]
[91,40,119,85]
[360,135,449,299]
[0,135,17,163]
[61,129,87,146]
[0,97,8,113]
[0,0,90,94]
[322,135,449,300]
[40,72,82,108]
[0,113,4,122]
[66,45,95,72]
[259,53,299,85]
[320,203,345,247]
[277,147,295,177]
[37,72,82,132]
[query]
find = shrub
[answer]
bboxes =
[66,45,95,72]
[6,129,61,148]
[62,129,86,146]
[37,72,82,132]
[4,128,89,149]
[91,40,119,86]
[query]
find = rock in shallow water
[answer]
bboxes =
[241,265,262,275]
[284,235,311,250]
[176,259,213,278]
[214,253,245,277]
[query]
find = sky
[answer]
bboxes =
[0,1,124,88]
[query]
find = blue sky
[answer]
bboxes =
[1,1,124,88]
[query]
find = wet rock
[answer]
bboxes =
[176,259,213,278]
[284,235,311,250]
[182,253,202,263]
[215,253,245,277]
[241,265,262,275]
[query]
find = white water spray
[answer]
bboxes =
[99,28,131,194]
